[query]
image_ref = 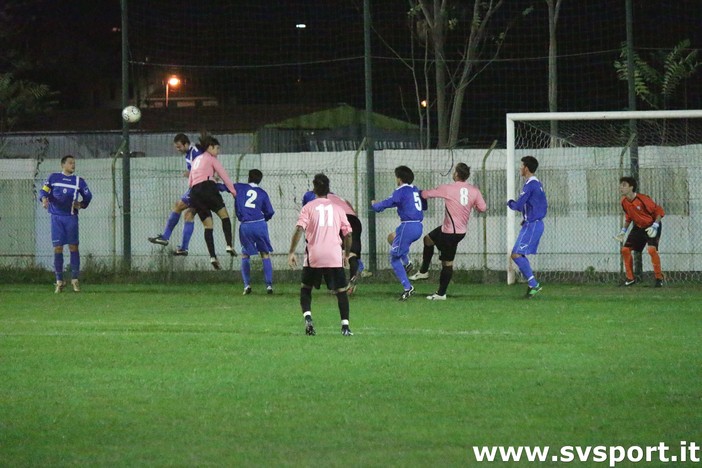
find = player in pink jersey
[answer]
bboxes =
[303,190,366,294]
[288,173,353,336]
[410,163,487,300]
[188,135,237,270]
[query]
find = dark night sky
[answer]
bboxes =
[3,0,701,143]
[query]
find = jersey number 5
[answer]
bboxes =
[413,192,422,211]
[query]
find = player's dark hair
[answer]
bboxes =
[199,135,220,150]
[313,173,330,196]
[395,165,414,184]
[455,163,471,181]
[248,169,263,184]
[173,133,190,145]
[620,176,637,192]
[60,155,75,164]
[521,156,539,173]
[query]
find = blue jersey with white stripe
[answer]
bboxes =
[372,184,425,222]
[234,183,275,222]
[509,177,547,222]
[184,145,203,171]
[40,172,92,216]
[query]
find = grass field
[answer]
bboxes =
[1,281,701,466]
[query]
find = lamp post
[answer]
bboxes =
[295,24,306,83]
[420,99,428,148]
[165,75,180,108]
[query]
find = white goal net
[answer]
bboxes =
[506,110,702,285]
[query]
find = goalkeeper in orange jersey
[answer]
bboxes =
[614,177,665,287]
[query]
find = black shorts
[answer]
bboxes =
[190,180,226,221]
[301,266,348,290]
[347,214,362,256]
[625,223,661,252]
[427,226,466,261]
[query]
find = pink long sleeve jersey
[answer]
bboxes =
[421,181,486,234]
[188,151,236,196]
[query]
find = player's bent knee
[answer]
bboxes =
[646,245,658,255]
[510,253,522,260]
[174,200,188,212]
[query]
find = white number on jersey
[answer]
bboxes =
[413,192,422,211]
[315,204,334,227]
[459,187,469,205]
[245,189,258,208]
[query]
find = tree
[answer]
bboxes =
[614,39,700,110]
[0,1,56,155]
[406,0,532,148]
[0,73,56,155]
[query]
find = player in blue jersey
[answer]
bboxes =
[148,133,203,255]
[372,165,426,300]
[507,155,548,298]
[233,169,275,295]
[39,155,93,293]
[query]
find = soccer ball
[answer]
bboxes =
[122,105,141,123]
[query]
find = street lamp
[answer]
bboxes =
[295,24,306,83]
[165,75,181,108]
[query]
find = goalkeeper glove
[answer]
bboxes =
[613,228,627,243]
[645,222,659,238]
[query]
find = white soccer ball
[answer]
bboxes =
[122,105,141,123]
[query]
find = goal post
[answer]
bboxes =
[506,109,702,285]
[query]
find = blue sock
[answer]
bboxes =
[391,257,411,290]
[262,257,273,287]
[70,251,80,280]
[241,257,251,287]
[513,256,538,287]
[180,221,195,250]
[358,259,365,274]
[54,253,64,281]
[162,212,181,240]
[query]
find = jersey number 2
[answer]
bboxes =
[245,190,257,208]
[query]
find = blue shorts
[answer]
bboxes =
[180,189,191,207]
[239,220,273,256]
[390,221,423,259]
[512,219,544,256]
[51,214,79,247]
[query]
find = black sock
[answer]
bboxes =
[421,244,434,273]
[437,265,453,296]
[204,228,215,257]
[336,290,350,321]
[300,287,312,314]
[349,256,359,278]
[221,217,233,246]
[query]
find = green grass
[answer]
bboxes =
[1,282,701,466]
